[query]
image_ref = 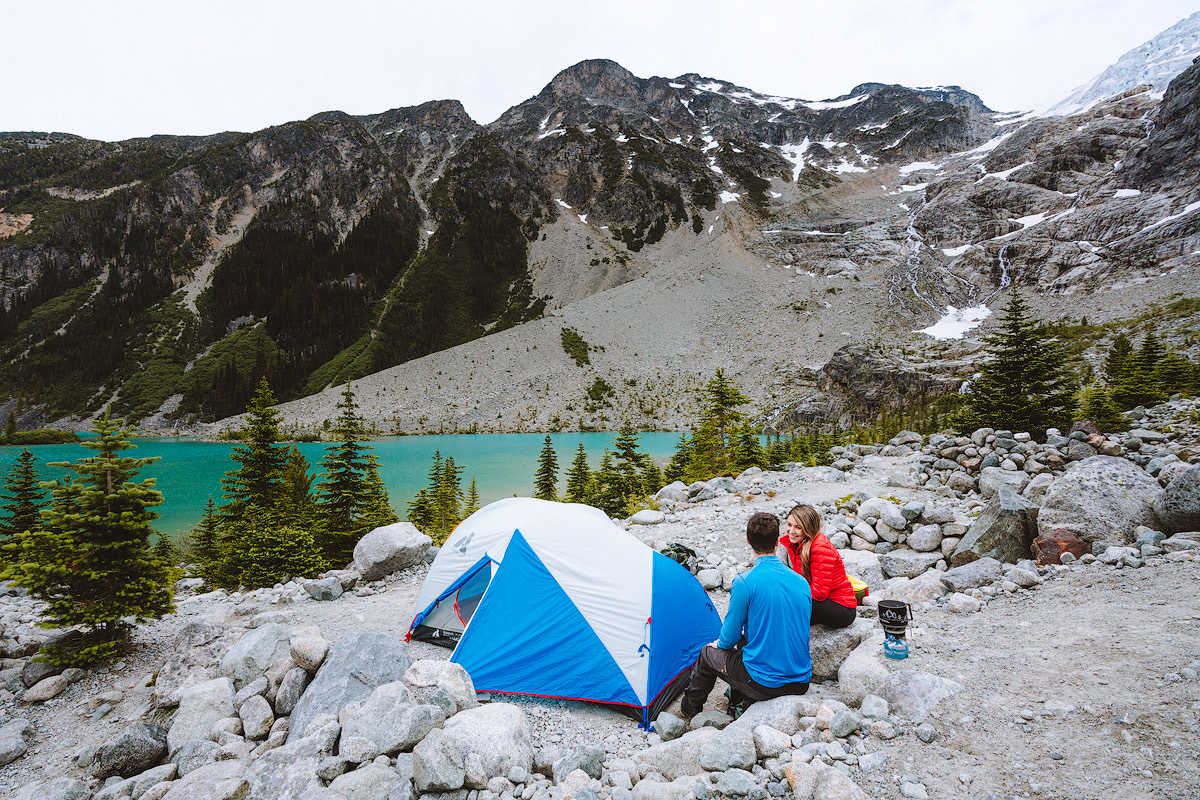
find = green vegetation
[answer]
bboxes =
[664,369,756,483]
[0,449,47,562]
[561,327,591,366]
[586,377,615,410]
[407,450,474,545]
[533,435,559,501]
[2,430,81,446]
[1,413,173,665]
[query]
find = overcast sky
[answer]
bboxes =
[5,1,1198,142]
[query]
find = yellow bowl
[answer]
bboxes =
[848,575,868,604]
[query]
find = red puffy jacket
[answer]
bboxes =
[778,533,857,608]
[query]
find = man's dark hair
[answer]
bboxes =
[746,512,780,553]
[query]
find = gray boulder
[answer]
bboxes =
[21,659,61,688]
[810,618,874,680]
[173,739,220,776]
[218,624,292,691]
[907,524,943,553]
[656,482,689,502]
[979,467,1031,498]
[92,722,168,779]
[838,550,883,593]
[239,694,274,741]
[1153,465,1200,534]
[342,682,445,755]
[287,632,412,744]
[837,634,888,707]
[875,671,962,722]
[632,727,719,780]
[19,777,92,800]
[1038,456,1162,544]
[950,490,1039,567]
[0,718,34,766]
[713,768,766,800]
[413,728,466,793]
[878,550,942,579]
[880,570,949,604]
[302,577,343,601]
[245,716,340,800]
[290,636,330,674]
[441,703,534,789]
[22,674,69,704]
[404,659,479,713]
[126,764,177,799]
[553,743,605,782]
[726,695,804,736]
[941,557,1002,592]
[153,622,239,709]
[274,666,309,716]
[353,522,431,581]
[167,677,234,756]
[698,723,756,771]
[160,760,249,800]
[327,763,402,800]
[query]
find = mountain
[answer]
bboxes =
[1,44,1198,436]
[1046,10,1200,116]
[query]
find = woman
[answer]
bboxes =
[778,504,857,628]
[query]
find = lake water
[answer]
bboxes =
[0,433,684,538]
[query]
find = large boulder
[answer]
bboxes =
[877,570,948,604]
[874,671,962,722]
[950,490,1039,567]
[837,634,888,707]
[287,632,413,744]
[979,467,1031,498]
[245,716,340,800]
[153,622,240,709]
[0,718,33,766]
[440,703,534,789]
[1031,528,1088,565]
[1153,465,1200,534]
[160,760,249,800]
[726,696,804,736]
[633,727,719,780]
[413,728,466,793]
[941,557,1002,592]
[218,624,292,691]
[341,682,446,755]
[403,660,479,714]
[167,678,235,756]
[838,550,884,593]
[810,618,874,681]
[1038,456,1162,544]
[877,550,942,578]
[698,723,756,771]
[91,723,168,779]
[327,763,403,800]
[353,522,431,581]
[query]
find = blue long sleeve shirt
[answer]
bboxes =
[718,555,813,686]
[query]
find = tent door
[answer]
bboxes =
[407,556,494,647]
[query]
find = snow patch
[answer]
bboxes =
[1138,200,1200,234]
[719,191,741,204]
[555,199,572,209]
[942,244,972,257]
[1113,188,1142,198]
[538,128,566,140]
[920,305,992,340]
[898,161,940,176]
[802,94,870,110]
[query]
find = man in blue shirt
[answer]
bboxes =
[680,512,812,718]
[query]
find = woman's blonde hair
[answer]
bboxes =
[787,504,822,580]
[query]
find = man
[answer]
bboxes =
[680,511,812,718]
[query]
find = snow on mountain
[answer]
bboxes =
[1046,10,1200,116]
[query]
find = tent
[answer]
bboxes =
[407,497,720,726]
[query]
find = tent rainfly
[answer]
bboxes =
[407,497,721,726]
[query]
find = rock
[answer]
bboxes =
[233,676,268,709]
[875,671,962,722]
[173,739,220,776]
[327,762,402,800]
[941,557,1002,592]
[829,709,864,738]
[1038,456,1162,544]
[244,716,340,799]
[413,727,467,793]
[811,619,874,680]
[1153,465,1200,534]
[290,636,331,674]
[630,510,666,525]
[633,727,718,780]
[239,694,274,741]
[727,695,804,736]
[752,725,791,759]
[946,593,982,613]
[21,659,61,688]
[287,632,412,744]
[22,673,69,703]
[441,703,534,789]
[907,524,943,553]
[160,760,248,800]
[153,623,239,709]
[1031,528,1088,565]
[696,569,723,590]
[22,777,93,800]
[979,467,1031,498]
[878,550,942,579]
[353,522,431,581]
[656,483,689,503]
[1007,567,1043,588]
[699,723,756,771]
[837,634,888,707]
[403,660,478,713]
[218,624,292,691]
[859,695,889,719]
[302,577,343,601]
[343,683,445,756]
[946,471,976,493]
[688,709,732,730]
[127,764,178,799]
[838,551,884,593]
[92,722,168,779]
[0,718,32,766]
[655,713,686,742]
[167,678,235,756]
[274,666,308,716]
[553,743,605,782]
[1162,535,1200,552]
[881,570,948,605]
[631,776,710,800]
[852,520,878,544]
[950,490,1039,567]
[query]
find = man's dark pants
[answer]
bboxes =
[680,645,809,717]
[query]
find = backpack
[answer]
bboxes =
[661,542,699,574]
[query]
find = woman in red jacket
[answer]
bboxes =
[778,504,857,628]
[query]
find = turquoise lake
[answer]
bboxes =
[0,433,683,538]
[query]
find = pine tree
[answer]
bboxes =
[463,477,481,517]
[663,434,693,484]
[189,496,222,568]
[221,378,289,519]
[219,509,327,590]
[1156,352,1196,397]
[564,443,592,504]
[3,413,173,665]
[316,384,393,534]
[433,456,464,540]
[533,435,559,501]
[591,451,624,516]
[153,534,176,567]
[962,290,1077,436]
[697,369,750,472]
[0,449,47,556]
[1103,333,1134,384]
[4,411,14,440]
[1077,384,1127,433]
[732,421,766,472]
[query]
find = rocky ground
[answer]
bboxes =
[1,407,1199,800]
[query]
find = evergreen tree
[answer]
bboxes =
[221,378,289,519]
[1112,330,1167,408]
[4,411,14,440]
[153,533,176,567]
[218,509,327,589]
[1102,333,1134,385]
[1077,384,1128,433]
[189,496,221,568]
[315,384,395,562]
[591,451,624,516]
[564,443,592,504]
[696,369,750,473]
[407,451,465,544]
[663,434,693,484]
[732,421,766,472]
[0,449,47,556]
[533,435,559,501]
[463,477,481,517]
[961,290,1077,436]
[3,413,173,665]
[1156,352,1197,397]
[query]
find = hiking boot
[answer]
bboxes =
[679,700,701,720]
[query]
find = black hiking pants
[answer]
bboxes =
[680,645,808,718]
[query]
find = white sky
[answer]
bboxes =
[5,1,1199,142]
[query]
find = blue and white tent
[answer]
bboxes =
[407,497,720,726]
